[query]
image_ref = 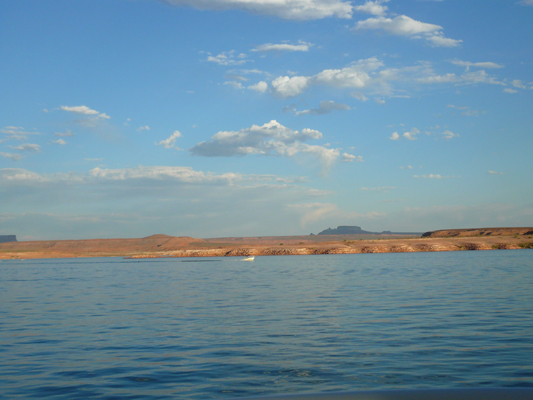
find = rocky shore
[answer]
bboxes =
[1,228,531,260]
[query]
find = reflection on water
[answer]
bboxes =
[1,250,532,399]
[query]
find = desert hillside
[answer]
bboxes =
[1,229,532,260]
[422,227,533,238]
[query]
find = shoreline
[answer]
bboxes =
[1,234,531,260]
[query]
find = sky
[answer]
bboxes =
[1,0,533,240]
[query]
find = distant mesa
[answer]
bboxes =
[317,226,372,235]
[316,226,422,236]
[0,235,17,243]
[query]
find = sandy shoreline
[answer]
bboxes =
[1,231,531,260]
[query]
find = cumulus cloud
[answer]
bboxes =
[270,58,507,99]
[488,170,504,175]
[1,126,41,141]
[224,80,244,89]
[206,51,249,66]
[511,79,527,89]
[52,139,67,145]
[271,57,381,98]
[161,0,354,20]
[9,143,41,152]
[403,128,421,140]
[54,130,75,137]
[0,152,23,161]
[253,41,312,52]
[156,131,182,149]
[190,120,342,169]
[417,69,505,86]
[503,88,518,94]
[342,153,363,162]
[441,130,459,140]
[389,132,400,140]
[353,15,461,47]
[351,91,368,101]
[60,105,110,119]
[413,174,455,179]
[447,104,485,117]
[271,76,310,97]
[137,126,150,132]
[247,81,269,92]
[354,0,389,16]
[293,100,351,116]
[450,59,504,71]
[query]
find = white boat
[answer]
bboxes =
[243,256,255,261]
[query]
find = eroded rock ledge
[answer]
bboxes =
[126,240,525,259]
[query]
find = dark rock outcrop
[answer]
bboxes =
[318,226,372,235]
[0,235,17,243]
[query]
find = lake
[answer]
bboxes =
[1,250,532,399]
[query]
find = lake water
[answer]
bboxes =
[1,250,532,399]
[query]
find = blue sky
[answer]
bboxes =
[1,0,532,240]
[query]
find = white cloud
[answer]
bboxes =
[518,0,533,5]
[351,91,368,101]
[271,76,310,97]
[361,186,395,192]
[224,80,245,89]
[488,170,504,175]
[247,81,269,92]
[354,0,389,16]
[354,15,461,47]
[293,100,351,116]
[206,51,249,66]
[1,126,41,141]
[399,165,413,169]
[9,143,41,152]
[0,166,305,188]
[447,104,485,117]
[137,126,150,132]
[403,128,420,140]
[418,69,505,86]
[0,152,23,161]
[225,73,248,81]
[60,105,99,115]
[355,15,441,35]
[55,130,75,137]
[441,130,459,140]
[190,120,341,169]
[503,88,518,94]
[270,58,507,99]
[253,41,312,52]
[272,57,381,98]
[52,139,67,145]
[450,59,504,71]
[389,132,400,140]
[511,79,527,89]
[156,131,182,149]
[426,34,462,48]
[413,174,453,179]
[60,105,110,119]
[161,0,354,20]
[342,153,363,162]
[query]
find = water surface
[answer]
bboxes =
[1,250,532,399]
